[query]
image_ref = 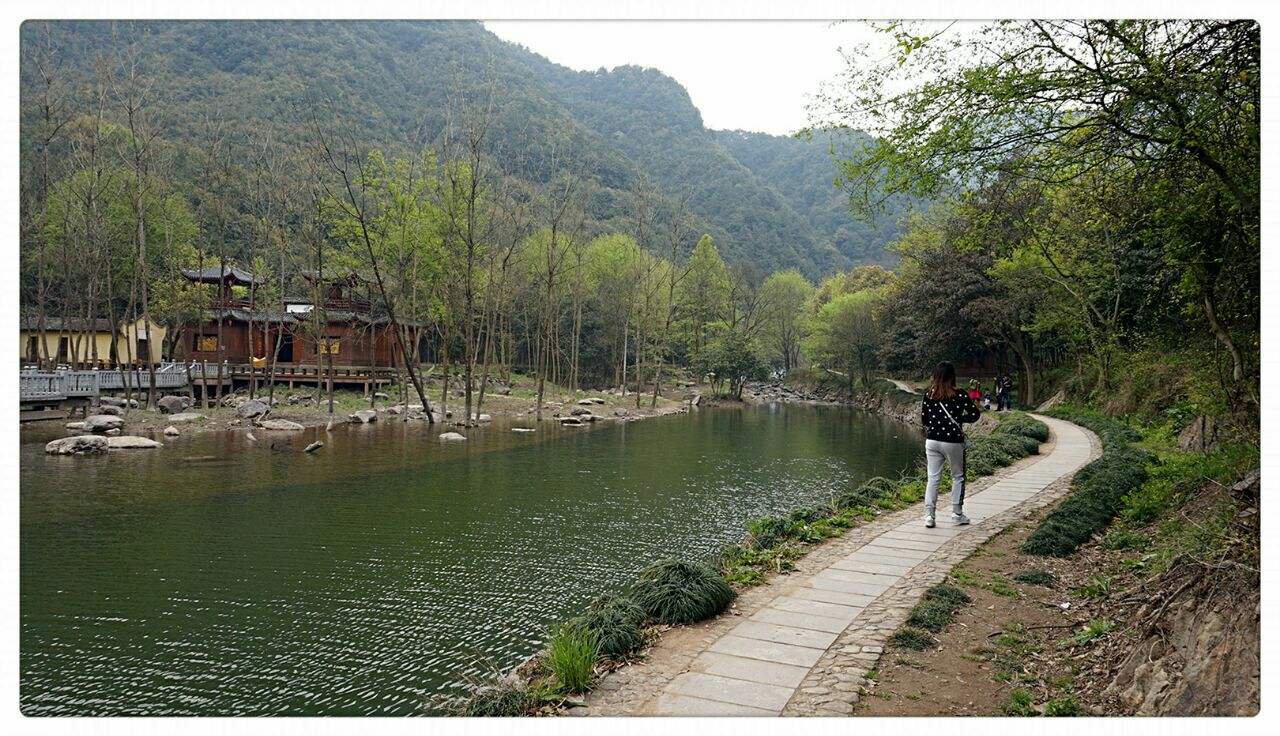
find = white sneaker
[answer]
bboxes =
[952,513,971,526]
[924,513,936,528]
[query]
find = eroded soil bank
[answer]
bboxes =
[857,478,1259,717]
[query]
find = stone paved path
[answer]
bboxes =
[636,414,1093,716]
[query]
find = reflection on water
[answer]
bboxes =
[20,404,918,715]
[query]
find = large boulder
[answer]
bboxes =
[349,409,378,424]
[258,419,305,431]
[570,406,593,416]
[1036,390,1066,412]
[1178,415,1222,452]
[106,435,163,450]
[46,435,108,455]
[236,399,271,419]
[99,396,126,408]
[157,395,191,414]
[167,412,205,423]
[95,404,123,416]
[83,414,123,433]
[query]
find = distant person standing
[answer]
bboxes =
[920,361,980,528]
[998,373,1015,411]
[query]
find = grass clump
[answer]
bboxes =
[631,558,735,625]
[458,675,536,716]
[1068,618,1113,647]
[547,624,598,693]
[565,594,646,660]
[836,476,898,511]
[889,627,936,650]
[1003,687,1038,716]
[1012,569,1057,587]
[1043,696,1082,716]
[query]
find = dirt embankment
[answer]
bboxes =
[857,474,1260,717]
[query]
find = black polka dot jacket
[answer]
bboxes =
[920,390,981,442]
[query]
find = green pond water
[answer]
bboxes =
[20,403,918,715]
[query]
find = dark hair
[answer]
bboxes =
[927,361,957,400]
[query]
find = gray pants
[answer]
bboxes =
[924,439,966,514]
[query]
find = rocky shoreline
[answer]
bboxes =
[34,380,696,455]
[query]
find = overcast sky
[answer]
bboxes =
[485,21,882,135]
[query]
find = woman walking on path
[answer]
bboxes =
[921,361,981,528]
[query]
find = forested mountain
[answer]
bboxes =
[19,20,904,276]
[714,130,910,267]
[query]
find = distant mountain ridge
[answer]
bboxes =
[20,20,907,277]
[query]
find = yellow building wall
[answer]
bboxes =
[20,318,168,365]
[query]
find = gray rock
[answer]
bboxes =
[511,427,536,433]
[258,419,305,431]
[373,391,389,400]
[96,404,123,416]
[83,414,124,433]
[304,441,324,453]
[163,426,180,436]
[106,435,163,449]
[235,399,271,419]
[99,396,126,407]
[157,395,190,414]
[168,412,205,423]
[104,428,122,436]
[570,406,593,416]
[65,421,86,430]
[46,435,108,455]
[473,413,492,422]
[349,409,378,424]
[438,431,467,442]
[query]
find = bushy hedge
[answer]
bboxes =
[631,559,736,625]
[1022,407,1152,557]
[965,413,1050,477]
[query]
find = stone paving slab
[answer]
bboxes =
[751,606,857,633]
[586,414,1097,717]
[667,672,796,710]
[695,651,813,689]
[708,634,826,667]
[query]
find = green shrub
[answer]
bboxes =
[1023,447,1150,557]
[889,627,935,650]
[1003,688,1037,716]
[1012,569,1057,587]
[631,559,735,625]
[995,414,1051,443]
[566,594,646,659]
[547,624,598,693]
[1102,528,1149,551]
